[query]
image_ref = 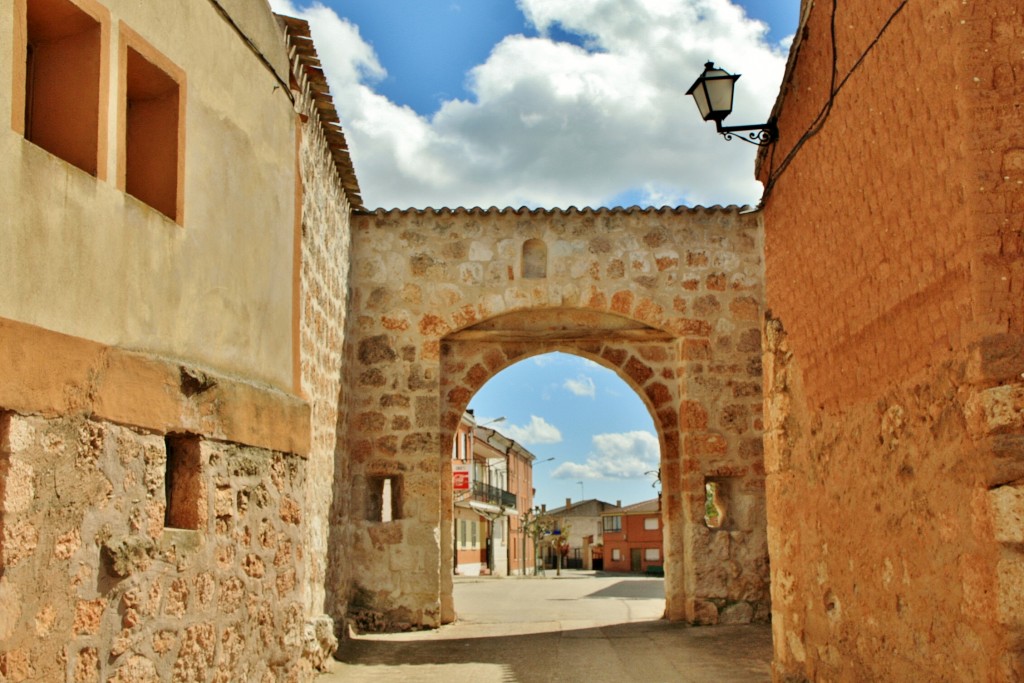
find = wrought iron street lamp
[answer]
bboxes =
[686,61,777,146]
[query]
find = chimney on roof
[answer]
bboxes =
[541,504,546,513]
[566,497,572,508]
[616,500,621,508]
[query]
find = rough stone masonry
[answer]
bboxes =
[338,205,770,629]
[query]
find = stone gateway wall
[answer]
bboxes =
[340,206,769,627]
[757,0,1024,679]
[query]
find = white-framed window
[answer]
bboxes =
[643,517,659,530]
[644,548,660,562]
[611,548,621,561]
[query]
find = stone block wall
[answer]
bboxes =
[340,206,768,628]
[0,319,321,682]
[757,0,1024,678]
[293,45,355,651]
[0,413,311,683]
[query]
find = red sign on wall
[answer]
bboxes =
[453,464,470,491]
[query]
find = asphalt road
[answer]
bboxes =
[317,572,772,682]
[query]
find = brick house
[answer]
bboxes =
[601,499,663,574]
[452,412,537,576]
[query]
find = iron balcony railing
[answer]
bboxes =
[472,480,516,509]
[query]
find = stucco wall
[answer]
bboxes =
[758,0,1024,678]
[0,0,297,391]
[340,206,769,629]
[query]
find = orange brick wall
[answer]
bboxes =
[758,0,1024,679]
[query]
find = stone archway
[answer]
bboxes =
[337,206,769,629]
[438,308,682,622]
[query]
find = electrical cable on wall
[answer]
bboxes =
[761,0,910,202]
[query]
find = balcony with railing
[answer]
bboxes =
[472,480,516,509]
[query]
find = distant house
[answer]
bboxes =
[539,498,622,570]
[452,412,537,576]
[601,498,663,574]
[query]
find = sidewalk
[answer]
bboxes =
[316,573,771,682]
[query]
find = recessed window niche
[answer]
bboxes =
[119,26,185,222]
[19,0,106,176]
[522,239,547,279]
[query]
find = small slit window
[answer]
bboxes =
[165,434,202,530]
[705,479,727,529]
[20,0,104,175]
[367,475,401,522]
[120,27,184,222]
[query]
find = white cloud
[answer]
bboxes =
[563,374,596,398]
[498,415,563,444]
[270,0,788,209]
[552,431,659,479]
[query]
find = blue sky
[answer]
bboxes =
[271,0,798,209]
[314,0,798,117]
[468,353,663,510]
[268,1,799,508]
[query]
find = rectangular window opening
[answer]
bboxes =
[603,515,622,532]
[643,516,659,531]
[460,519,467,548]
[22,0,103,175]
[366,475,402,522]
[164,433,202,530]
[644,548,660,562]
[123,40,181,221]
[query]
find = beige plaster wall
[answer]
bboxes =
[0,0,297,391]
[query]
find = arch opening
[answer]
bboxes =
[457,352,664,586]
[439,312,686,624]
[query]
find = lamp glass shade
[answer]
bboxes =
[686,62,740,123]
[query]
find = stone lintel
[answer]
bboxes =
[0,317,310,455]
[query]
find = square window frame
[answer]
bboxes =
[11,0,111,179]
[116,21,186,225]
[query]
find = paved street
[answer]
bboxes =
[317,572,772,682]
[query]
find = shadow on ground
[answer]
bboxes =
[332,620,772,683]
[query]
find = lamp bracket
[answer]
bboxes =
[715,120,778,147]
